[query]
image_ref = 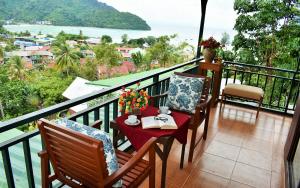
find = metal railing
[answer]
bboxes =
[0,58,201,188]
[222,61,300,114]
[1,57,299,187]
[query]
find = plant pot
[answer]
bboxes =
[121,107,142,116]
[131,107,141,116]
[203,48,216,63]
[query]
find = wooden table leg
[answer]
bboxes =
[154,137,175,188]
[180,143,185,169]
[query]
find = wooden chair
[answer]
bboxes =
[38,118,156,188]
[151,72,212,162]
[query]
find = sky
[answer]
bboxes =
[100,0,238,40]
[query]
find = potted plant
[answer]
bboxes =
[200,37,221,63]
[118,82,150,115]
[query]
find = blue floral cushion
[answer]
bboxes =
[54,118,122,187]
[166,74,204,113]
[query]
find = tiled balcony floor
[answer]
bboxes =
[139,104,291,188]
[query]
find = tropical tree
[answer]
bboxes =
[220,32,230,47]
[52,43,80,76]
[146,35,187,68]
[131,51,145,69]
[93,43,122,77]
[6,56,26,80]
[233,0,300,68]
[101,35,112,43]
[121,34,128,44]
[0,47,3,62]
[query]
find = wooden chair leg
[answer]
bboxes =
[38,151,50,188]
[256,97,263,119]
[188,127,197,162]
[203,106,211,140]
[220,90,225,109]
[149,147,156,188]
[180,144,186,169]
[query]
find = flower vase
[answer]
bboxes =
[131,107,141,116]
[203,48,216,63]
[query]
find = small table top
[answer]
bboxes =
[115,106,191,150]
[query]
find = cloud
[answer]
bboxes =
[98,0,238,42]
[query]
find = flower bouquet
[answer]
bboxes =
[200,37,221,63]
[200,37,221,49]
[118,82,150,115]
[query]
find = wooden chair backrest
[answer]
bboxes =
[38,119,108,188]
[174,72,211,102]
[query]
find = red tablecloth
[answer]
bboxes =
[116,106,191,150]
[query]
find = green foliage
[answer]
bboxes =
[53,31,88,44]
[94,42,122,77]
[94,43,122,66]
[0,0,150,30]
[128,38,146,48]
[131,52,145,68]
[6,56,26,80]
[121,34,128,44]
[0,46,3,60]
[52,42,80,76]
[77,58,99,80]
[101,35,112,43]
[0,79,35,120]
[233,0,300,68]
[29,70,73,107]
[220,32,230,46]
[146,35,189,67]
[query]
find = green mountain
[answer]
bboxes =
[0,0,151,30]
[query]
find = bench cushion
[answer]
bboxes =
[223,84,264,100]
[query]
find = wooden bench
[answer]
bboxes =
[220,84,264,118]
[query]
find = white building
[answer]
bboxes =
[62,77,107,113]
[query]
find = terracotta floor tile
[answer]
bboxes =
[205,141,240,161]
[271,155,284,173]
[139,104,291,188]
[196,153,235,179]
[237,148,272,171]
[231,162,271,188]
[184,171,229,188]
[242,137,273,155]
[226,180,255,188]
[245,128,274,142]
[213,131,244,147]
[271,172,285,188]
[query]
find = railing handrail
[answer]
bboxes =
[0,57,202,132]
[224,61,298,74]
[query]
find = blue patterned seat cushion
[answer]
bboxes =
[54,118,122,187]
[166,74,204,114]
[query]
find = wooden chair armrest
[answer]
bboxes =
[196,96,212,111]
[38,150,48,158]
[104,137,157,187]
[91,120,103,129]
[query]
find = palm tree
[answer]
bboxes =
[53,43,79,76]
[7,56,26,80]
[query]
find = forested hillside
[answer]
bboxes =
[0,0,151,30]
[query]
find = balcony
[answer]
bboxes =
[0,57,298,188]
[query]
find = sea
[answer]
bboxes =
[4,22,235,48]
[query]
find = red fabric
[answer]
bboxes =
[116,106,191,150]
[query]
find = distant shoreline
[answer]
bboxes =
[4,23,151,31]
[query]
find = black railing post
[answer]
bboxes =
[1,148,15,188]
[152,75,160,107]
[23,140,35,188]
[285,57,300,113]
[196,0,208,58]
